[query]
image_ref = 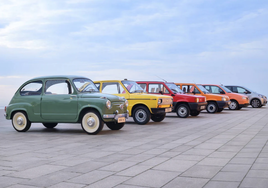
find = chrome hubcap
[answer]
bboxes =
[17,117,24,125]
[230,102,237,109]
[178,107,187,116]
[87,117,95,127]
[136,110,146,122]
[208,104,216,112]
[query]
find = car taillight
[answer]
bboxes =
[4,106,6,112]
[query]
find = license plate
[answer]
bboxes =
[118,117,125,123]
[200,106,205,110]
[165,108,172,112]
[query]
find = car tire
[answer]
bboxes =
[190,110,200,116]
[229,100,238,110]
[106,122,125,130]
[251,99,261,108]
[176,104,190,118]
[206,102,218,113]
[133,106,151,125]
[43,123,58,129]
[151,113,166,122]
[12,111,31,132]
[81,110,104,134]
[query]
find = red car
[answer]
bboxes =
[137,81,207,118]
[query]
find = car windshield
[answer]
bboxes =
[73,78,99,93]
[122,81,144,93]
[166,83,184,94]
[196,85,209,94]
[221,85,232,93]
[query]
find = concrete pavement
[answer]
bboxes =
[0,107,268,188]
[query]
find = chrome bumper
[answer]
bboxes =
[103,110,129,120]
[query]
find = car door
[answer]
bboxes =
[41,79,78,121]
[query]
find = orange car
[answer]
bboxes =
[176,83,230,113]
[202,84,249,110]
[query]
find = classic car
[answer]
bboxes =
[136,81,207,118]
[203,84,249,110]
[4,76,128,135]
[176,83,230,113]
[225,85,267,108]
[94,80,173,124]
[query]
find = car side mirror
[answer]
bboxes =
[159,91,163,95]
[220,91,225,94]
[192,91,196,95]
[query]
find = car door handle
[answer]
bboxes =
[70,95,77,97]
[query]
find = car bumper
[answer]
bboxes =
[188,102,207,111]
[217,101,230,109]
[103,110,129,120]
[151,107,172,114]
[239,103,250,108]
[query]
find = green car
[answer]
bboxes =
[4,76,129,135]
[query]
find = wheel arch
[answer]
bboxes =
[78,107,102,123]
[131,104,151,117]
[10,109,28,119]
[175,102,189,109]
[250,98,261,104]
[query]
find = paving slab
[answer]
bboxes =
[1,107,268,188]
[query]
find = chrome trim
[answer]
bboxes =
[103,111,129,120]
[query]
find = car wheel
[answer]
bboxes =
[133,106,151,125]
[190,110,200,116]
[151,113,166,122]
[12,112,31,132]
[106,122,125,130]
[176,104,190,118]
[229,100,238,110]
[206,102,218,113]
[81,110,104,134]
[251,99,261,108]
[43,123,58,129]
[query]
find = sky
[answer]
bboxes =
[1,0,268,106]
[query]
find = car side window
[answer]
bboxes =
[210,86,223,94]
[138,83,147,92]
[95,83,100,90]
[20,81,43,96]
[45,80,72,95]
[183,85,200,94]
[237,87,247,94]
[148,84,169,93]
[102,83,126,94]
[204,86,211,92]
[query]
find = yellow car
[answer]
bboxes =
[94,79,173,125]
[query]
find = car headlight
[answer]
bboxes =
[158,99,162,104]
[222,97,226,101]
[106,100,112,109]
[125,100,128,107]
[242,97,246,99]
[195,98,199,103]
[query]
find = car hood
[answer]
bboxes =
[80,93,124,102]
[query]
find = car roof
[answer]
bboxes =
[30,75,88,80]
[94,80,135,83]
[137,81,174,84]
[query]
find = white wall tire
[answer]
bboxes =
[81,111,103,134]
[12,112,31,132]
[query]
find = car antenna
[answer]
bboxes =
[155,75,167,82]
